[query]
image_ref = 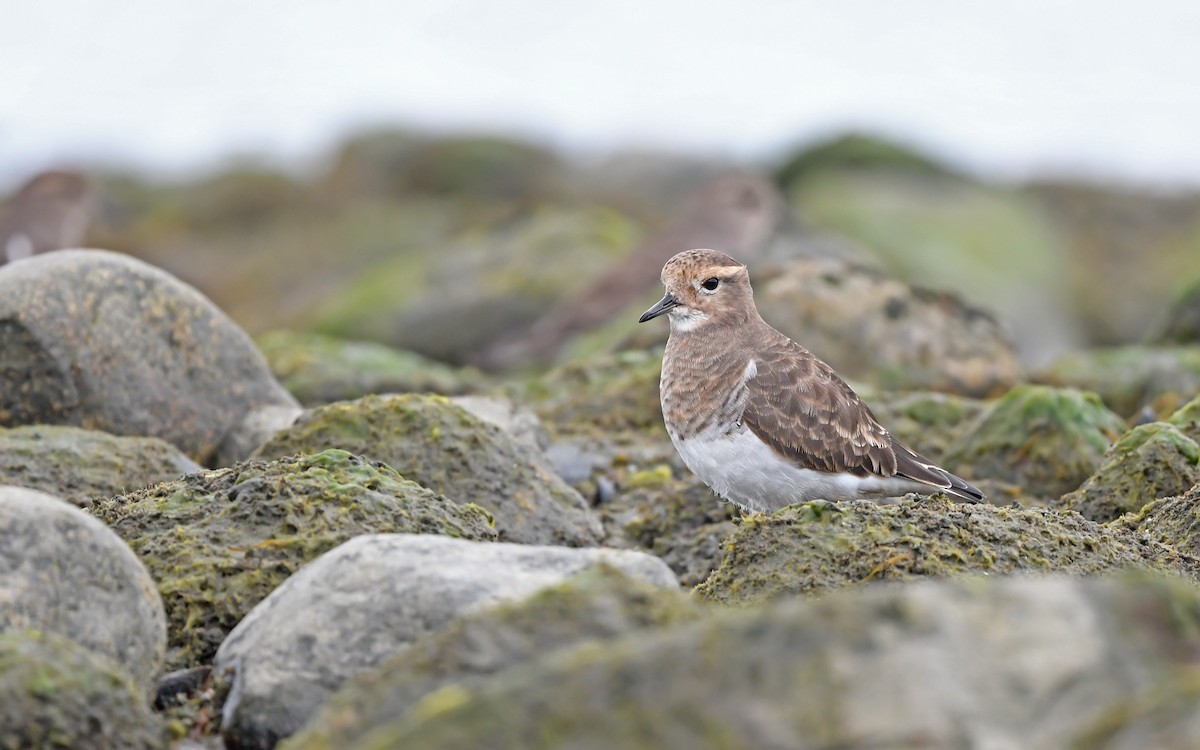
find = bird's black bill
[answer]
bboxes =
[639,293,679,323]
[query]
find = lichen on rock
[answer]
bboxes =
[89,449,496,669]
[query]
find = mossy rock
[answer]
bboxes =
[1062,423,1200,523]
[1151,278,1200,345]
[89,449,496,669]
[312,574,1200,749]
[253,394,601,546]
[864,390,988,459]
[943,385,1127,499]
[0,630,164,749]
[1168,393,1200,443]
[282,566,707,750]
[694,496,1198,606]
[527,350,664,437]
[1036,345,1200,418]
[1116,485,1200,557]
[256,329,486,406]
[0,424,198,507]
[598,472,737,587]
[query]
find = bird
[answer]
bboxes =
[0,171,93,266]
[639,248,984,512]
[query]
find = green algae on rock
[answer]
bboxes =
[253,394,601,546]
[311,574,1200,750]
[0,425,198,507]
[943,385,1127,499]
[0,630,164,750]
[256,329,486,406]
[694,496,1199,606]
[1035,345,1200,418]
[1062,422,1200,523]
[282,566,707,750]
[863,389,988,459]
[89,449,495,669]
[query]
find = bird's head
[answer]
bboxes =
[638,248,756,332]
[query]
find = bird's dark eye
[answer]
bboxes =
[701,277,720,291]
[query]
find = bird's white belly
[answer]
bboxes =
[670,428,923,512]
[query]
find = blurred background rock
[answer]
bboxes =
[4,1,1199,386]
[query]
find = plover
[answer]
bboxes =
[639,248,984,512]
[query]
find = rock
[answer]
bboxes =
[253,394,601,546]
[89,449,496,669]
[529,350,665,437]
[212,404,302,468]
[863,389,989,459]
[943,385,1127,499]
[598,471,738,587]
[215,534,679,749]
[1036,345,1200,418]
[0,486,166,689]
[1062,423,1200,523]
[0,630,164,749]
[1167,393,1200,443]
[315,574,1200,750]
[283,566,706,750]
[1150,277,1200,344]
[256,329,487,406]
[0,424,198,507]
[315,206,640,365]
[1116,484,1200,557]
[449,395,547,451]
[0,249,299,464]
[751,257,1021,396]
[694,496,1198,606]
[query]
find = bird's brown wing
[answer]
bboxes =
[741,336,897,478]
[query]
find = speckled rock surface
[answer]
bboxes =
[0,486,166,689]
[312,574,1200,750]
[215,534,678,749]
[751,257,1022,396]
[943,385,1127,499]
[282,566,706,750]
[0,249,299,464]
[253,393,602,546]
[89,449,496,669]
[0,425,198,507]
[694,496,1198,606]
[0,630,164,750]
[1063,422,1200,523]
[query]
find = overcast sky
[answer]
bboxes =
[3,1,1198,189]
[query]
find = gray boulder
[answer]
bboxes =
[0,248,298,465]
[215,534,677,749]
[0,486,166,689]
